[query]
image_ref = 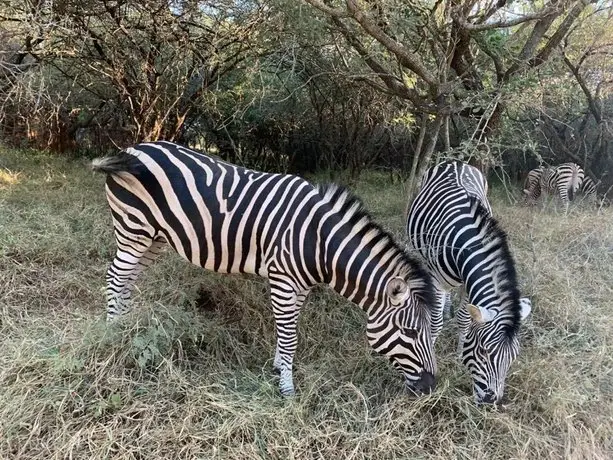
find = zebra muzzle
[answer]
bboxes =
[406,370,436,395]
[476,389,502,406]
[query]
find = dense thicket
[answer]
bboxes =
[1,1,612,187]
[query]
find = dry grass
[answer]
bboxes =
[0,167,21,189]
[0,150,612,459]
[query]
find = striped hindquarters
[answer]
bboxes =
[548,163,585,203]
[579,176,597,202]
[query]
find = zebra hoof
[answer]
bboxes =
[278,370,295,397]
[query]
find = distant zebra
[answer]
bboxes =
[578,176,597,203]
[522,167,543,205]
[542,163,584,212]
[523,163,587,212]
[92,141,437,396]
[407,161,532,404]
[543,162,584,203]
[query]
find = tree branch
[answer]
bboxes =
[529,0,595,68]
[304,0,440,90]
[452,3,563,31]
[330,17,430,109]
[562,52,602,123]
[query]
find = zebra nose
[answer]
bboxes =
[479,391,500,405]
[413,371,436,394]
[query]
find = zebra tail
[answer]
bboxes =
[91,150,140,175]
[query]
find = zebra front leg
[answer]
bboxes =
[456,293,470,355]
[431,285,447,343]
[270,283,307,396]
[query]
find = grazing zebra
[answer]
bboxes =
[92,141,437,396]
[541,163,584,212]
[407,161,532,404]
[523,163,587,211]
[522,167,543,204]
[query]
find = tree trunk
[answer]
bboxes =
[405,114,443,216]
[406,113,428,197]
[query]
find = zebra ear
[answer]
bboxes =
[467,304,495,323]
[519,297,532,321]
[522,189,530,195]
[387,277,409,303]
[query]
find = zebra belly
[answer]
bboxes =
[159,216,267,276]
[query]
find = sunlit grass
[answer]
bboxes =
[0,168,21,189]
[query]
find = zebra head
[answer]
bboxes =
[366,277,437,395]
[458,299,532,404]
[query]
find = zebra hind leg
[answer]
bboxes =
[270,283,308,396]
[106,237,165,321]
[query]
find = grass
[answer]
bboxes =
[1,148,612,459]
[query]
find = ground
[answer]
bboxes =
[0,148,612,459]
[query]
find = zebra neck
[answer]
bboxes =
[313,183,413,313]
[326,234,398,311]
[457,246,517,315]
[326,265,394,312]
[325,240,406,312]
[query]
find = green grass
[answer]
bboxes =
[1,148,612,459]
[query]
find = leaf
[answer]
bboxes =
[109,393,122,409]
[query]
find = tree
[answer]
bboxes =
[301,0,608,188]
[0,0,267,150]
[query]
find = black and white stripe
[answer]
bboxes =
[543,162,584,205]
[92,141,437,396]
[579,175,597,203]
[523,163,589,212]
[407,161,531,404]
[522,167,543,205]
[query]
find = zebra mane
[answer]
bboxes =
[317,183,436,311]
[468,196,523,337]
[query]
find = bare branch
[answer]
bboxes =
[562,52,602,123]
[452,3,563,32]
[330,17,428,107]
[529,0,596,68]
[304,0,439,90]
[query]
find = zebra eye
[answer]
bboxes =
[403,328,419,340]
